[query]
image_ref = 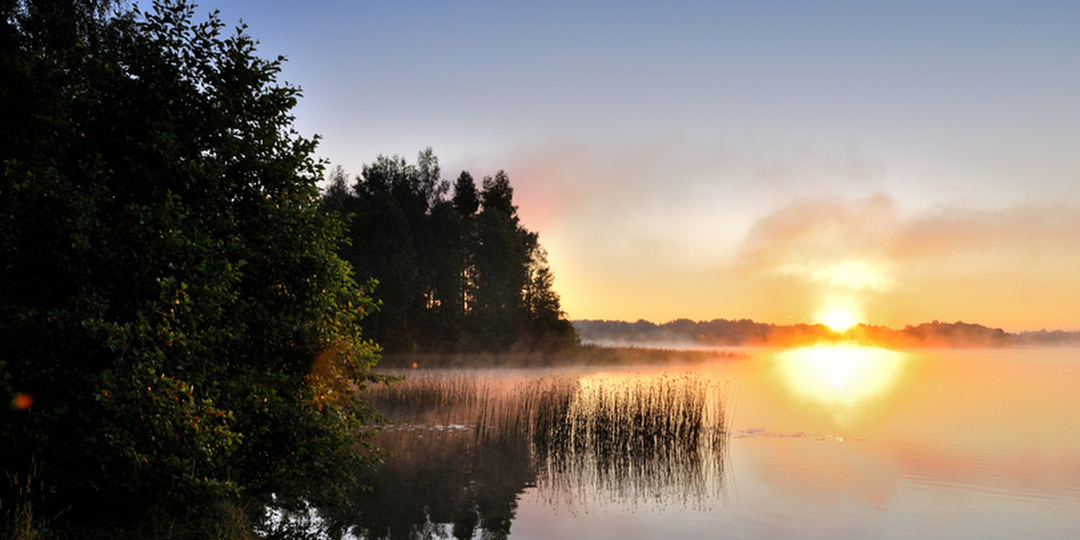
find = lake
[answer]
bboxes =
[280,347,1080,539]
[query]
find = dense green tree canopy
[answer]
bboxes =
[1,0,381,535]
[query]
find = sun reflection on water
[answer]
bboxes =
[773,345,909,415]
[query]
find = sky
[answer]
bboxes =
[166,1,1080,331]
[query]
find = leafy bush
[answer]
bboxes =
[1,0,382,534]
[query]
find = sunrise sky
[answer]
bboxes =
[173,1,1080,331]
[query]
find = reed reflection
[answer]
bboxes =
[315,371,730,540]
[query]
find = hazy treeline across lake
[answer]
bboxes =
[576,318,1080,348]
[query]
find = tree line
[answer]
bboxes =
[320,150,577,354]
[574,318,1035,348]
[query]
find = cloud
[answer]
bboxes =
[446,137,1080,329]
[736,195,1080,279]
[729,196,1080,329]
[736,195,899,292]
[894,204,1080,270]
[776,260,895,292]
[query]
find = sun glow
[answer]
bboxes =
[823,309,856,332]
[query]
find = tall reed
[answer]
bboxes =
[361,369,731,511]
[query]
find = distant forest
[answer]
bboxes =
[575,319,1080,348]
[320,149,577,353]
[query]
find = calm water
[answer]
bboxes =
[291,348,1080,539]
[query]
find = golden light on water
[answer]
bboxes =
[773,345,909,411]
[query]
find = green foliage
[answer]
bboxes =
[1,0,382,534]
[322,150,577,353]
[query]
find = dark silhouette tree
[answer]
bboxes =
[451,171,481,337]
[422,199,466,344]
[320,165,355,216]
[452,170,481,218]
[347,155,425,349]
[472,172,532,348]
[524,247,577,349]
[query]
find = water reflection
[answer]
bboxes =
[772,346,909,425]
[295,372,730,540]
[262,350,1080,539]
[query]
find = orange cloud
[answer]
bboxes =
[731,197,1080,330]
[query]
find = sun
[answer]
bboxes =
[823,309,856,332]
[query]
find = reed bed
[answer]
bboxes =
[360,369,731,511]
[524,374,729,509]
